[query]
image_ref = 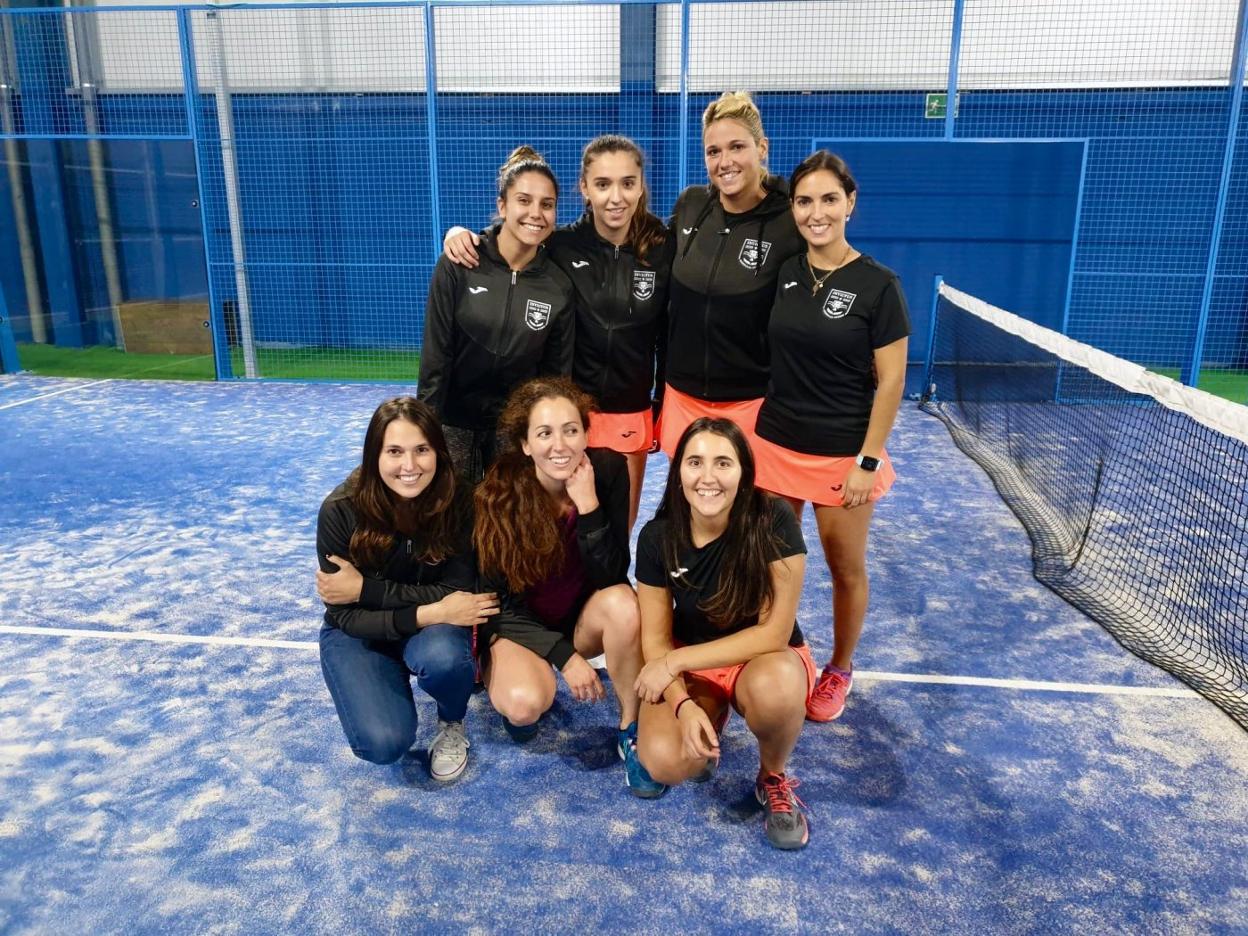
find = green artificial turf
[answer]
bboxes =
[16,344,420,383]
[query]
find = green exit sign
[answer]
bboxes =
[925,92,960,119]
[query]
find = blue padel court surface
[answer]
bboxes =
[1,374,1245,934]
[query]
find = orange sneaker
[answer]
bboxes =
[806,666,853,722]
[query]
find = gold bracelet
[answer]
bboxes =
[664,654,677,679]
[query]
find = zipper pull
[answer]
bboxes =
[511,271,517,285]
[614,245,619,259]
[405,539,412,556]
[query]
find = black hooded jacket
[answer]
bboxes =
[419,227,575,431]
[547,212,674,414]
[666,176,804,401]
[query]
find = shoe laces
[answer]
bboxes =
[812,669,849,701]
[761,773,805,815]
[437,720,468,752]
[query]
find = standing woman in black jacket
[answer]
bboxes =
[657,91,805,454]
[444,135,673,528]
[473,376,666,798]
[418,146,575,483]
[315,397,500,783]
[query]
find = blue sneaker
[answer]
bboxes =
[504,718,539,743]
[617,722,667,799]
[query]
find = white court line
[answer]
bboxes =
[0,379,107,411]
[0,624,1202,698]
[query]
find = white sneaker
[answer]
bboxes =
[429,720,469,782]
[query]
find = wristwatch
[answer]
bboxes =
[855,453,880,472]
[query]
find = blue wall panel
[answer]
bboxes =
[1,86,1245,373]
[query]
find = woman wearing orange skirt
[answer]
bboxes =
[753,150,910,723]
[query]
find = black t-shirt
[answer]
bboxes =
[756,254,910,456]
[635,496,807,647]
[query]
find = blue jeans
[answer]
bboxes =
[319,622,475,765]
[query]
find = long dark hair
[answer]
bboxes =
[659,417,784,627]
[346,396,462,571]
[474,376,597,592]
[580,134,667,264]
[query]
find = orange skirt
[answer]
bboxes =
[657,384,764,458]
[752,432,896,507]
[587,408,653,454]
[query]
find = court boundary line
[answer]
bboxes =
[0,379,107,411]
[0,624,1200,698]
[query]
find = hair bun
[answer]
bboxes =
[501,145,545,172]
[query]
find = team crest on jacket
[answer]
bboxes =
[738,238,772,270]
[632,270,656,300]
[525,299,552,331]
[823,289,857,319]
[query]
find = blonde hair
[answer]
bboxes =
[702,90,765,145]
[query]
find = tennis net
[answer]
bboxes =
[921,283,1248,728]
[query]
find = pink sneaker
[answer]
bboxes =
[806,666,853,722]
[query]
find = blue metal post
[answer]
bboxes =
[0,280,20,373]
[922,274,944,401]
[619,2,656,147]
[944,0,965,140]
[1186,0,1248,386]
[178,8,233,378]
[14,12,84,346]
[677,0,690,193]
[423,1,442,266]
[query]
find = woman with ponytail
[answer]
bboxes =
[443,136,673,529]
[632,418,815,850]
[474,376,666,798]
[657,90,805,454]
[315,397,500,783]
[418,146,575,483]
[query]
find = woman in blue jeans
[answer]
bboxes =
[315,397,500,782]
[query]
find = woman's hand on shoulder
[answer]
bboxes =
[431,590,500,627]
[444,227,479,268]
[560,653,606,702]
[565,453,599,515]
[317,555,363,604]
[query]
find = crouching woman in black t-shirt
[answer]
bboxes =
[633,417,815,850]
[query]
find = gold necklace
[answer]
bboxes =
[809,243,854,295]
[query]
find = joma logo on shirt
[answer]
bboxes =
[823,289,857,319]
[525,299,552,331]
[633,270,656,300]
[738,238,772,270]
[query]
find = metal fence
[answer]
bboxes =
[0,0,1245,400]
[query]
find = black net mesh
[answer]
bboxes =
[922,284,1248,728]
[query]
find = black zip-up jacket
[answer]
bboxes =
[547,212,674,414]
[316,482,477,641]
[480,447,630,668]
[666,175,804,401]
[419,227,575,431]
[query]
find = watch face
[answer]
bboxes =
[857,455,880,472]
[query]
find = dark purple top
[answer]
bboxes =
[525,509,589,632]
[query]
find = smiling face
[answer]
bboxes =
[521,395,588,488]
[679,430,742,523]
[498,170,558,249]
[703,118,767,202]
[580,149,643,244]
[791,168,856,251]
[378,418,437,500]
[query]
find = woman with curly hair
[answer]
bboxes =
[474,376,664,798]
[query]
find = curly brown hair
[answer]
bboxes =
[347,396,462,571]
[474,377,597,592]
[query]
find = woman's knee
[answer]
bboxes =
[407,624,473,680]
[596,585,641,643]
[637,730,700,787]
[349,724,415,765]
[491,682,554,726]
[736,654,808,724]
